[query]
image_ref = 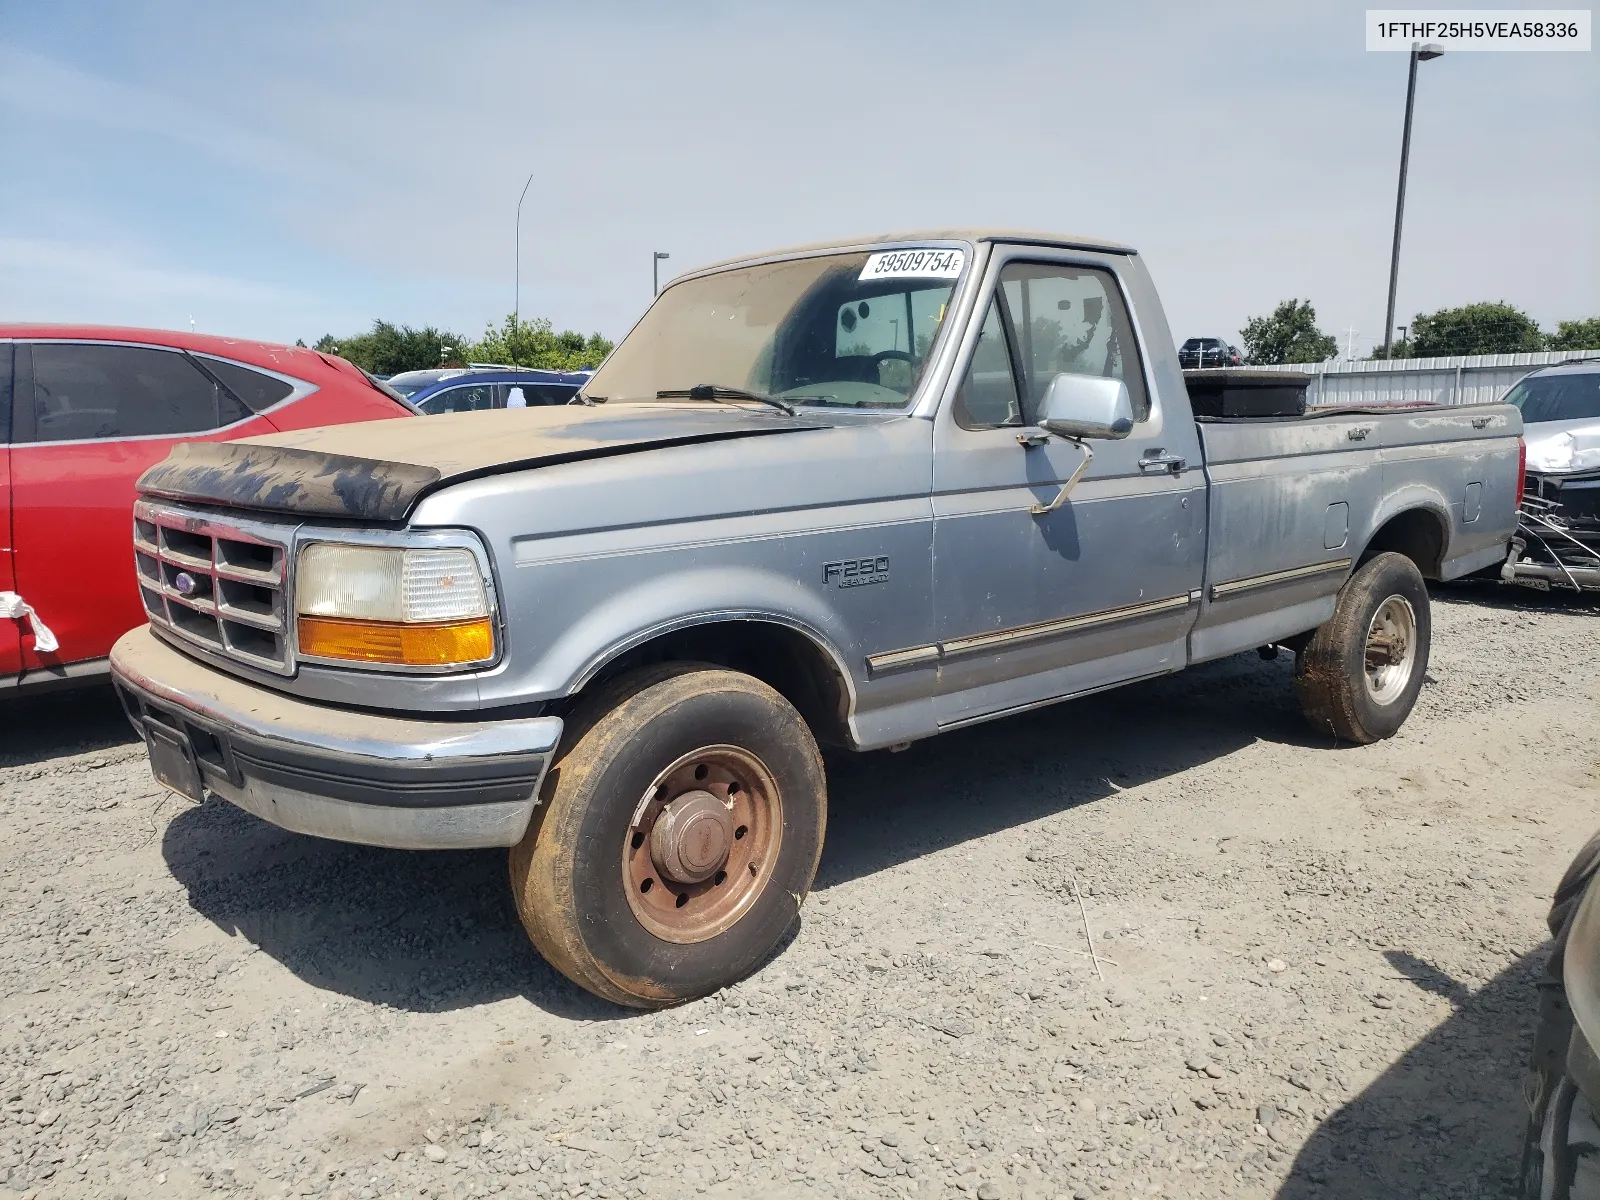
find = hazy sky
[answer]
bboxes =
[1,1,1595,357]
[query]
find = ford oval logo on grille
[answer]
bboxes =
[173,571,198,596]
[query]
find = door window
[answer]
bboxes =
[0,343,12,442]
[997,263,1149,421]
[527,384,579,405]
[418,384,496,415]
[953,302,1022,429]
[28,344,239,442]
[198,357,295,412]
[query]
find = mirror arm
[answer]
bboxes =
[1030,438,1094,516]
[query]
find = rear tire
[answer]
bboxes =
[1295,552,1430,744]
[509,665,827,1008]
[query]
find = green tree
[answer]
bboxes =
[468,315,613,371]
[314,321,470,374]
[1408,302,1543,358]
[1239,300,1338,365]
[1367,338,1413,360]
[1548,317,1600,352]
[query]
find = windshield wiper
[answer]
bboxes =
[655,384,795,417]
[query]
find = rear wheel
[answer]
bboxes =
[509,665,827,1008]
[1295,552,1430,743]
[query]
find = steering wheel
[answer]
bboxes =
[872,350,914,366]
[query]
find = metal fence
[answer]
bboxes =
[1231,349,1598,408]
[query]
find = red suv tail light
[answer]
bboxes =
[1515,436,1527,511]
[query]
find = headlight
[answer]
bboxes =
[295,543,495,668]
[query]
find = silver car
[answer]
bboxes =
[1504,359,1600,591]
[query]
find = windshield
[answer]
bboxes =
[582,248,967,409]
[1503,371,1600,424]
[384,371,448,398]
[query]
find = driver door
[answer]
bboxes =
[929,253,1206,727]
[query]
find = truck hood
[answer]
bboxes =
[1525,418,1600,475]
[138,403,836,522]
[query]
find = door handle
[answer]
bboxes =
[1139,452,1186,475]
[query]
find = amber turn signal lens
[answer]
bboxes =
[297,616,494,667]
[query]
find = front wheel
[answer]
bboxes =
[1295,552,1431,744]
[509,665,827,1008]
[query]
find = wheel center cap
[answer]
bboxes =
[650,790,734,885]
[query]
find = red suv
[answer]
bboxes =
[1,327,415,691]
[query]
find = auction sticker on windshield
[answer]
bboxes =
[859,249,965,281]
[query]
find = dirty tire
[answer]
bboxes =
[509,665,827,1009]
[1295,551,1430,744]
[1521,833,1600,1200]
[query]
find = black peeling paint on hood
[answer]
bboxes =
[138,443,444,522]
[137,404,835,522]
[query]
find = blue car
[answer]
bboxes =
[386,366,592,415]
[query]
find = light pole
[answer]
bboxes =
[514,172,534,366]
[1382,43,1444,358]
[654,251,671,297]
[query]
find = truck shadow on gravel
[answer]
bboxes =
[160,651,1331,1016]
[160,801,620,1020]
[1276,946,1542,1199]
[816,649,1333,888]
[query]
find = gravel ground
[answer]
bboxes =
[2,582,1597,1200]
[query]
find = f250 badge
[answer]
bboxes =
[823,556,889,588]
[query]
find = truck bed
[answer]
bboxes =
[1187,402,1522,664]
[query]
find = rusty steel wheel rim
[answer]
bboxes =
[623,744,783,945]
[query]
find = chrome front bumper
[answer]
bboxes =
[109,627,563,850]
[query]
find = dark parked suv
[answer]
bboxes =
[1179,337,1242,369]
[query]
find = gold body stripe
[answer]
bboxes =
[865,592,1194,676]
[1208,558,1351,601]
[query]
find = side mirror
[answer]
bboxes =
[1038,373,1134,441]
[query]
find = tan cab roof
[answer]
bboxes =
[681,229,1136,280]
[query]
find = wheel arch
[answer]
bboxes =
[569,613,859,750]
[1356,499,1452,581]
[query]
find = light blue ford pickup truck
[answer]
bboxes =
[111,230,1523,1006]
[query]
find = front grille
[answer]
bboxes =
[1527,473,1600,531]
[133,500,293,674]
